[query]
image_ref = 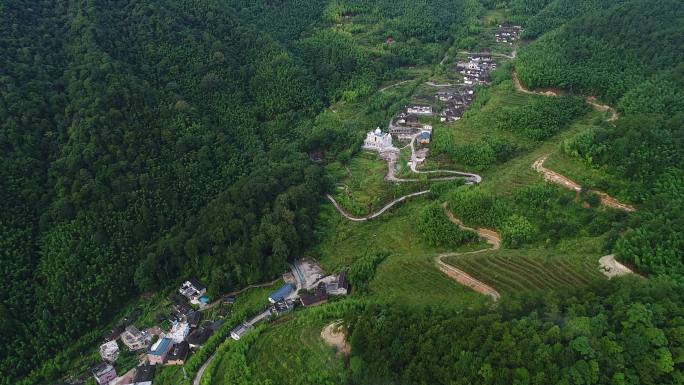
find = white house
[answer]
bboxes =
[165,321,190,343]
[179,278,206,304]
[230,323,254,341]
[363,128,395,152]
[407,105,433,115]
[99,340,120,362]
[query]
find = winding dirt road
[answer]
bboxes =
[532,154,636,212]
[512,71,620,122]
[436,203,502,300]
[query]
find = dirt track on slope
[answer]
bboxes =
[436,203,502,300]
[532,155,636,212]
[512,71,620,122]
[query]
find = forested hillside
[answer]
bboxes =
[349,278,684,385]
[516,0,683,275]
[3,0,684,384]
[1,0,328,382]
[0,0,480,383]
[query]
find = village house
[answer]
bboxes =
[363,128,395,152]
[99,340,120,362]
[147,337,173,365]
[389,125,420,139]
[130,364,155,385]
[121,325,147,351]
[186,327,213,348]
[92,362,117,385]
[325,271,349,295]
[417,131,431,144]
[406,105,433,115]
[166,321,190,343]
[186,311,202,328]
[230,322,254,341]
[166,341,189,366]
[268,283,295,304]
[496,23,523,44]
[300,283,329,307]
[179,278,207,304]
[469,53,491,63]
[270,299,295,316]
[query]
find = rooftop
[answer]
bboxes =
[166,341,189,362]
[133,364,155,382]
[269,283,295,302]
[149,337,172,356]
[91,362,115,376]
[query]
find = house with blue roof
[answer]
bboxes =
[268,283,295,304]
[147,337,172,365]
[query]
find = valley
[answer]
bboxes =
[2,1,682,385]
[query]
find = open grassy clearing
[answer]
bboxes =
[312,197,488,307]
[328,152,429,216]
[243,313,347,385]
[474,111,607,195]
[444,245,607,293]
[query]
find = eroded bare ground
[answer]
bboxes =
[321,321,350,356]
[532,155,636,212]
[599,254,635,278]
[436,203,502,301]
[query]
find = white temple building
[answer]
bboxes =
[363,128,395,152]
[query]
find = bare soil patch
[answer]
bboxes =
[321,321,350,356]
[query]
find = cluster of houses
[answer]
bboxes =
[230,260,349,341]
[495,23,523,44]
[456,50,497,86]
[363,102,438,154]
[435,87,475,122]
[90,261,351,384]
[91,278,218,385]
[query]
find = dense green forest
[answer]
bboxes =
[516,0,683,275]
[0,0,481,383]
[349,278,684,385]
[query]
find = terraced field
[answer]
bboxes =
[445,249,606,293]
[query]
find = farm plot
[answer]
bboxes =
[444,248,605,293]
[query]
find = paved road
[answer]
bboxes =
[457,50,517,59]
[193,352,217,385]
[425,81,465,87]
[327,191,430,222]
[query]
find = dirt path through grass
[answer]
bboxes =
[436,203,502,300]
[532,154,636,212]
